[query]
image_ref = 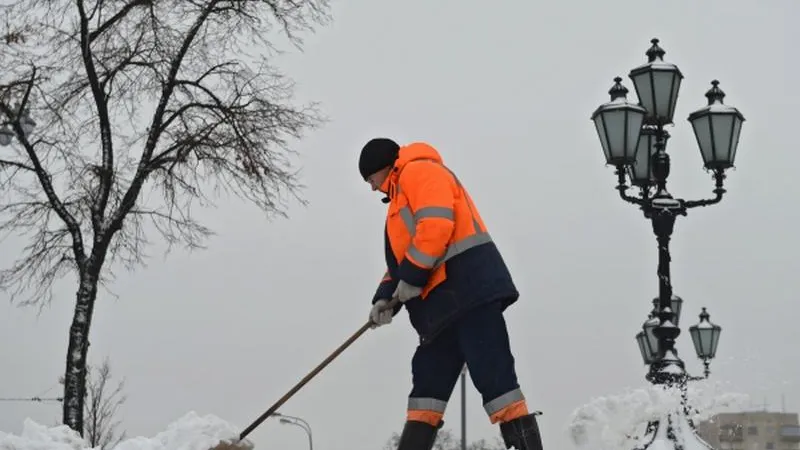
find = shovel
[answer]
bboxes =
[210,297,401,450]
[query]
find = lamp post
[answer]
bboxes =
[274,412,313,450]
[591,38,742,449]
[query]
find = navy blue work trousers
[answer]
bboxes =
[408,299,522,414]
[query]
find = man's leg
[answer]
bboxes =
[457,300,544,450]
[397,325,465,450]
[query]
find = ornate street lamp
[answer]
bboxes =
[636,330,654,365]
[628,38,683,125]
[664,295,684,327]
[591,77,647,167]
[642,315,659,360]
[637,315,659,365]
[636,299,659,365]
[592,36,742,385]
[629,125,669,189]
[593,37,744,450]
[688,80,746,171]
[639,304,721,383]
[689,308,722,379]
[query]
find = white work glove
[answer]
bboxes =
[393,280,423,303]
[370,299,393,328]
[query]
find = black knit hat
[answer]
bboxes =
[359,138,400,179]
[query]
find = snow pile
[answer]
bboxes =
[0,412,254,450]
[566,380,750,450]
[0,419,90,450]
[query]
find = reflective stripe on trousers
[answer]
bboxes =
[483,388,526,416]
[407,388,524,417]
[399,205,492,269]
[408,397,448,413]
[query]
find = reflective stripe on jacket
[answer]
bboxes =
[387,147,492,297]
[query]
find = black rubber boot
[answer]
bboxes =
[499,413,544,450]
[396,420,442,450]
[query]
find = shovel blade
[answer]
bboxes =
[208,439,254,450]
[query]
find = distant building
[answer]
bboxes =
[695,411,800,450]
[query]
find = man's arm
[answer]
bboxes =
[372,270,398,304]
[396,161,457,287]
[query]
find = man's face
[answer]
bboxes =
[366,166,391,192]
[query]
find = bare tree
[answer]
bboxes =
[0,0,329,435]
[383,428,506,450]
[84,357,127,450]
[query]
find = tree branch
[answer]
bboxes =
[88,0,152,43]
[107,0,221,239]
[0,158,35,171]
[76,0,116,244]
[0,67,88,273]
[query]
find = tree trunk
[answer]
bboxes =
[62,271,99,435]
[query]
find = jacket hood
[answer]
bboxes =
[380,142,443,197]
[394,142,443,169]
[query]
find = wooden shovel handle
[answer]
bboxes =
[237,297,400,441]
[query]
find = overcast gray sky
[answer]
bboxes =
[1,0,797,449]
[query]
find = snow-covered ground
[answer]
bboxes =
[0,412,253,450]
[566,380,751,450]
[0,380,751,450]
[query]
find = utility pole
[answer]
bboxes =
[461,365,467,450]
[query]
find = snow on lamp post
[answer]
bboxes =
[592,37,743,450]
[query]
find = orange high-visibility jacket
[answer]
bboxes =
[372,142,519,341]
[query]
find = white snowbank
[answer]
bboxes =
[566,380,750,450]
[0,412,254,450]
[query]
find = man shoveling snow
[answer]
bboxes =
[358,138,545,450]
